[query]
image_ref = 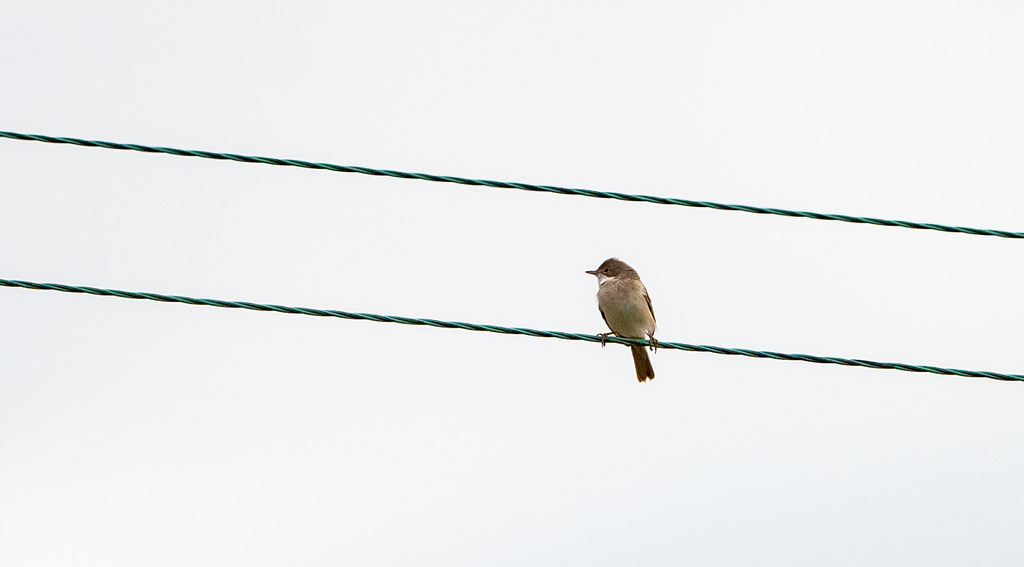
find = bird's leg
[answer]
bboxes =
[648,334,659,353]
[597,332,614,347]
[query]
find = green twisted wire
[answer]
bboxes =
[2,130,1021,239]
[2,277,1020,383]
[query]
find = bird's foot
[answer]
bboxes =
[597,332,614,347]
[648,337,659,353]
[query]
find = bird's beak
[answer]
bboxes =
[585,269,598,275]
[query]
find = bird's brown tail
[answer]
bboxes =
[631,345,655,382]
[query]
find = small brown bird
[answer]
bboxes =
[586,258,658,382]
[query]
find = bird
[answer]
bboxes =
[586,258,658,382]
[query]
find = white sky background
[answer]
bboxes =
[2,1,1024,565]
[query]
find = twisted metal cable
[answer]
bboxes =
[2,130,1022,239]
[2,277,1020,383]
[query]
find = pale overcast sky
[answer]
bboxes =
[2,1,1024,565]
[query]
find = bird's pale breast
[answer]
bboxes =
[597,278,656,339]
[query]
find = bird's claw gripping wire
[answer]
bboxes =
[597,332,614,347]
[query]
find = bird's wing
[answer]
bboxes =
[643,286,656,323]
